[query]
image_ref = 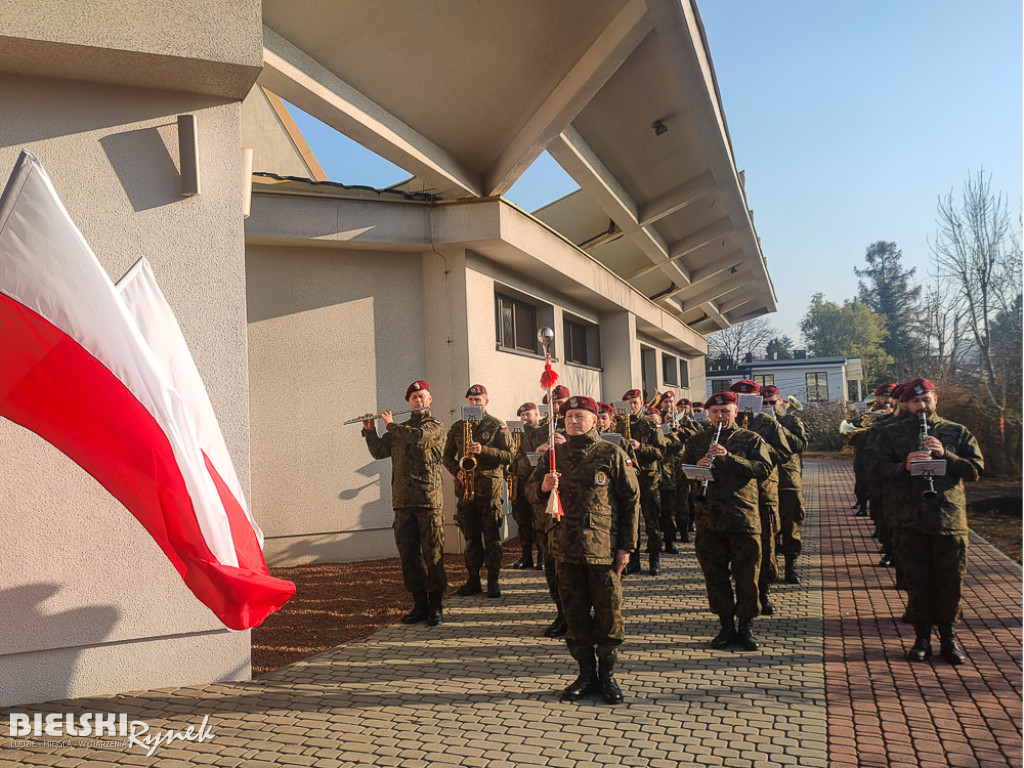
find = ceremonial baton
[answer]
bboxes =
[538,327,564,521]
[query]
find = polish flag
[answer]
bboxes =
[0,150,294,630]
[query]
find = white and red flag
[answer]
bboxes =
[0,150,294,630]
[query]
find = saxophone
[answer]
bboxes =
[460,417,478,501]
[506,430,522,502]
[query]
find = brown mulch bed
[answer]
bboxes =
[252,475,1021,676]
[252,543,525,676]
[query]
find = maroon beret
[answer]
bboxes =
[729,379,760,394]
[517,402,537,416]
[623,388,642,400]
[900,378,935,402]
[874,382,896,397]
[890,383,908,401]
[661,390,675,399]
[561,395,598,415]
[648,407,661,415]
[705,391,738,407]
[405,380,429,400]
[760,385,780,398]
[598,401,615,415]
[679,398,691,406]
[465,384,487,397]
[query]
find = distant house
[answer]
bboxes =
[705,352,864,405]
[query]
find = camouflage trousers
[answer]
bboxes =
[675,484,694,532]
[533,502,560,610]
[778,488,805,556]
[638,478,663,553]
[455,494,504,575]
[895,529,968,625]
[695,531,762,620]
[511,489,535,548]
[759,505,780,588]
[554,560,624,665]
[393,507,447,594]
[660,486,677,541]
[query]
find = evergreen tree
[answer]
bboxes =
[854,241,922,380]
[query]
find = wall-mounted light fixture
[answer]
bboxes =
[177,114,200,196]
[651,119,668,136]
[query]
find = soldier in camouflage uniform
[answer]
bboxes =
[873,378,983,665]
[730,381,792,616]
[596,401,615,433]
[528,395,640,704]
[511,402,541,569]
[864,384,897,567]
[362,380,448,626]
[617,388,670,575]
[762,386,808,584]
[443,384,513,598]
[520,384,572,636]
[673,398,703,542]
[683,391,772,650]
[649,407,684,555]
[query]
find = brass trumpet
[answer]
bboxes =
[342,407,427,426]
[786,395,803,413]
[460,417,478,501]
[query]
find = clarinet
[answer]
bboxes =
[919,412,938,499]
[698,421,724,500]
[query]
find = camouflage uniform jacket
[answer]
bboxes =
[682,423,772,533]
[658,427,684,491]
[738,412,792,508]
[777,412,807,491]
[363,409,446,508]
[526,428,640,565]
[873,414,983,535]
[514,415,564,478]
[615,413,669,480]
[443,412,513,494]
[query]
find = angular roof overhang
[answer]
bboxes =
[258,0,775,335]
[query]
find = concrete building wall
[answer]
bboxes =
[246,243,440,565]
[0,72,253,706]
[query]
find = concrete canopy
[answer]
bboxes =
[258,0,775,333]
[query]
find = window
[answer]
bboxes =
[711,379,731,393]
[496,293,537,353]
[806,372,828,402]
[847,379,861,402]
[679,358,689,387]
[754,374,774,387]
[562,315,601,367]
[662,354,679,386]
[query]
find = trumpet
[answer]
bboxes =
[786,395,803,413]
[342,407,427,426]
[698,421,724,499]
[919,412,938,499]
[460,417,478,501]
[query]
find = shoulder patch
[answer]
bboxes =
[595,470,609,486]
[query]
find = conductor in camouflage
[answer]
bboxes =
[529,395,640,704]
[362,379,448,626]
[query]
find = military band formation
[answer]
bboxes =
[361,372,982,704]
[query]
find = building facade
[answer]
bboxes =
[705,354,864,405]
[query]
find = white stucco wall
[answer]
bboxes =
[0,73,253,707]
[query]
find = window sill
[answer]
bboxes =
[496,344,551,361]
[565,360,603,373]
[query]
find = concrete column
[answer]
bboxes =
[598,309,640,401]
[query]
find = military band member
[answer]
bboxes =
[522,384,572,636]
[596,401,615,432]
[683,391,772,650]
[443,384,513,598]
[762,385,808,584]
[362,380,448,626]
[865,383,896,566]
[673,398,701,542]
[873,379,983,665]
[730,380,792,615]
[528,395,640,704]
[617,388,670,575]
[512,402,541,569]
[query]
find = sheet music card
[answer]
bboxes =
[461,404,483,422]
[611,399,631,418]
[679,464,714,481]
[737,394,762,414]
[910,460,946,477]
[601,432,623,447]
[526,451,543,467]
[505,419,525,433]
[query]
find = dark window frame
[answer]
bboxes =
[496,293,539,354]
[806,372,828,402]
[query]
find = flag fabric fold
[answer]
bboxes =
[0,150,294,630]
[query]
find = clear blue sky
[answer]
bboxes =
[286,2,1023,343]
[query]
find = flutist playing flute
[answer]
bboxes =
[681,391,772,651]
[873,378,984,666]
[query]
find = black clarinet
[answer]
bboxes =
[698,421,724,500]
[919,412,938,499]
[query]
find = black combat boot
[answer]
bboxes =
[426,591,443,626]
[679,525,690,543]
[736,618,761,651]
[512,545,533,569]
[401,590,429,624]
[759,585,775,616]
[938,624,966,665]
[784,555,800,584]
[625,550,641,575]
[648,551,661,576]
[664,540,678,554]
[907,622,932,661]
[534,548,544,570]
[544,611,568,638]
[561,654,598,702]
[711,614,736,649]
[486,571,501,598]
[457,573,482,596]
[598,657,624,704]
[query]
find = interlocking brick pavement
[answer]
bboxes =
[0,459,1018,768]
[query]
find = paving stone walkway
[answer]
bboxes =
[1,459,1020,768]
